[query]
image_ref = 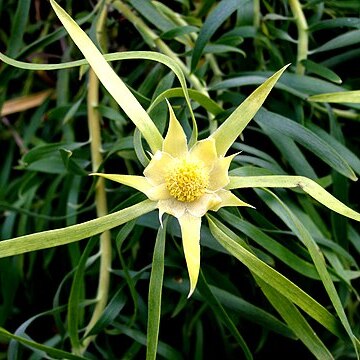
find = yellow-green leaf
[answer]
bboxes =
[308,90,360,103]
[0,200,156,258]
[210,64,290,156]
[49,0,163,152]
[228,175,360,222]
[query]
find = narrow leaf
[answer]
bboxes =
[49,0,163,153]
[256,189,359,356]
[191,0,242,70]
[254,109,357,180]
[198,273,253,360]
[301,59,342,84]
[68,238,97,353]
[227,175,360,222]
[0,200,157,258]
[0,327,86,360]
[308,90,360,103]
[147,218,167,360]
[259,280,334,359]
[207,215,345,339]
[210,64,289,156]
[311,30,360,54]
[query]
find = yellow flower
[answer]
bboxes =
[92,102,252,297]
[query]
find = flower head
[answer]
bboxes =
[92,102,252,297]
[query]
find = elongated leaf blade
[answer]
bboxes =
[49,0,163,152]
[256,189,359,356]
[191,0,241,71]
[207,215,344,338]
[0,327,87,360]
[210,65,289,156]
[228,175,360,222]
[0,200,156,258]
[147,218,167,360]
[259,279,334,359]
[254,109,357,180]
[308,90,360,103]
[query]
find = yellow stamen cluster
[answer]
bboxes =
[165,159,209,202]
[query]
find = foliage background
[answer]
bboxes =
[0,0,360,359]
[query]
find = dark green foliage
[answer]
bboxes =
[1,1,360,359]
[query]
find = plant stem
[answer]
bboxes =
[289,0,308,75]
[112,0,208,96]
[113,1,222,132]
[81,2,111,352]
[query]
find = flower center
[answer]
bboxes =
[165,159,209,202]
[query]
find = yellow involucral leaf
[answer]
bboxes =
[228,175,360,222]
[308,90,360,103]
[50,0,163,153]
[178,213,202,298]
[211,64,290,156]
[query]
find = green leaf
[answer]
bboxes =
[255,189,359,356]
[148,87,223,116]
[85,286,127,337]
[308,90,360,103]
[311,30,360,54]
[161,25,199,40]
[203,44,246,57]
[68,237,97,353]
[218,210,322,279]
[301,59,342,84]
[228,175,360,222]
[309,17,360,31]
[307,123,360,176]
[258,280,334,359]
[207,215,345,339]
[210,64,289,156]
[147,218,167,360]
[0,200,157,258]
[191,0,242,71]
[129,0,174,32]
[114,323,183,360]
[198,273,253,360]
[0,327,86,360]
[254,109,357,180]
[7,0,31,57]
[211,72,356,102]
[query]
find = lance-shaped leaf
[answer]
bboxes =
[207,215,344,339]
[49,0,163,153]
[227,175,360,222]
[210,64,290,156]
[308,90,360,103]
[0,200,157,258]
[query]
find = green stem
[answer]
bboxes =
[81,2,111,352]
[289,0,308,75]
[253,0,261,30]
[153,1,223,78]
[112,0,207,96]
[112,1,221,132]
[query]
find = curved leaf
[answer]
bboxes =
[191,0,242,71]
[0,200,157,258]
[308,90,360,103]
[210,65,289,156]
[254,109,357,180]
[49,0,163,153]
[207,215,345,339]
[228,175,360,222]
